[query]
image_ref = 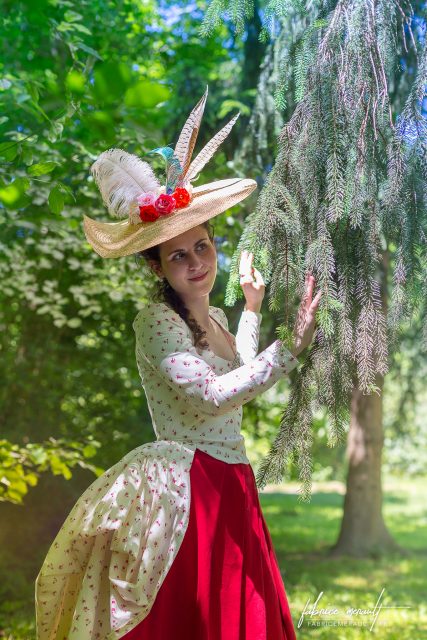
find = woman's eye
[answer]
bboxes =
[171,243,207,260]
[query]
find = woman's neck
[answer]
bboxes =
[181,295,211,330]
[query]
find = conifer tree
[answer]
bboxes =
[203,0,427,554]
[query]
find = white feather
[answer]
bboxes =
[91,148,161,220]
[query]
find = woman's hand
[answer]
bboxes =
[239,250,265,313]
[291,274,322,357]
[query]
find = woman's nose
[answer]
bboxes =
[188,253,203,269]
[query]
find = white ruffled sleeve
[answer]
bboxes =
[133,304,300,418]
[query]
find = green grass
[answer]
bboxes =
[1,476,426,639]
[260,476,427,639]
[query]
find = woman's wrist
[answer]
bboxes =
[244,303,262,314]
[290,344,306,358]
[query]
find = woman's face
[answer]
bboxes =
[149,225,217,301]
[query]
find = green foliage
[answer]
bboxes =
[202,0,311,38]
[0,5,273,628]
[0,0,250,508]
[201,0,254,35]
[293,19,328,102]
[224,1,427,497]
[0,437,102,504]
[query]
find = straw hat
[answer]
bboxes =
[83,87,257,258]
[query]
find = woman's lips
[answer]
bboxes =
[189,271,208,281]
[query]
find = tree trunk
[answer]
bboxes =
[330,372,402,557]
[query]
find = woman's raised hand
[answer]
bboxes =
[238,253,322,356]
[291,274,322,357]
[239,250,265,313]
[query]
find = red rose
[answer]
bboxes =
[154,193,176,215]
[173,187,191,208]
[139,204,160,222]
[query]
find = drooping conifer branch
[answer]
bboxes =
[220,0,427,497]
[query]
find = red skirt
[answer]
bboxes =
[122,448,297,640]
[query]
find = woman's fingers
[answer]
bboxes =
[253,267,265,286]
[305,290,322,320]
[309,289,322,314]
[239,251,247,274]
[304,274,315,310]
[239,250,254,277]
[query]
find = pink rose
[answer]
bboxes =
[137,192,156,207]
[155,193,176,215]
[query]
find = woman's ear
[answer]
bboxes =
[147,259,163,279]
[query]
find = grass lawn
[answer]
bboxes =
[260,476,427,639]
[1,476,425,639]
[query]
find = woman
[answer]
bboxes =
[35,89,321,640]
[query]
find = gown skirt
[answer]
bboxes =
[121,448,297,640]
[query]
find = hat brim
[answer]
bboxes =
[83,178,257,258]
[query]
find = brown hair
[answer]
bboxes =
[134,220,216,350]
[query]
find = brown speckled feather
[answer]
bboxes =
[186,113,240,182]
[174,86,209,180]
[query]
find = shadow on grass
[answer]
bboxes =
[260,478,427,639]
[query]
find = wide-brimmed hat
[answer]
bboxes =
[83,87,257,258]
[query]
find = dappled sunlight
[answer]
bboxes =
[260,478,427,638]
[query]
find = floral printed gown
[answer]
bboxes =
[35,303,300,639]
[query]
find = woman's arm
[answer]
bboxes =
[133,305,300,418]
[217,307,262,364]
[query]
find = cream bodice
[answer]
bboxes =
[133,302,300,464]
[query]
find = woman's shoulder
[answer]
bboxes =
[133,302,229,332]
[209,305,229,328]
[133,302,187,332]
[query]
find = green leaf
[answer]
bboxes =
[24,472,39,487]
[92,62,132,104]
[14,177,30,191]
[0,141,18,161]
[217,99,250,118]
[67,317,82,328]
[125,81,170,109]
[83,444,97,458]
[22,147,33,165]
[66,70,86,94]
[57,21,75,32]
[49,454,70,477]
[75,41,103,61]
[28,161,58,176]
[64,10,83,21]
[48,185,65,214]
[28,447,48,465]
[0,178,30,207]
[57,181,75,200]
[73,23,92,35]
